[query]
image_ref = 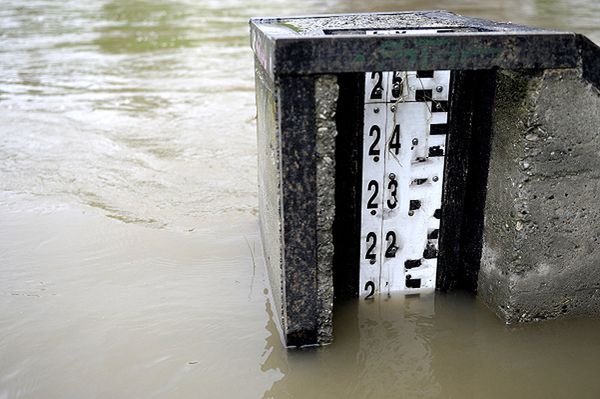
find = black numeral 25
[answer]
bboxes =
[369,72,383,100]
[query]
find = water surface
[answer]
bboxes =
[1,0,600,398]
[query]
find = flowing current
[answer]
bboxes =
[1,0,599,398]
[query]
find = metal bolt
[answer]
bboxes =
[391,105,396,112]
[436,85,444,93]
[370,259,376,265]
[374,107,380,114]
[408,210,414,216]
[412,138,419,145]
[370,210,376,216]
[374,88,382,95]
[432,175,439,182]
[389,173,396,180]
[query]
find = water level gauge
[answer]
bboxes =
[360,30,451,298]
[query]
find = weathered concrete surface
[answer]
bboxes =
[315,75,338,344]
[276,12,462,35]
[478,68,600,323]
[277,75,319,347]
[255,66,338,346]
[255,59,284,324]
[273,10,545,36]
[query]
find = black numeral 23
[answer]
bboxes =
[387,179,398,209]
[367,180,378,210]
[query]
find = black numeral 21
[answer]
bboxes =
[364,281,375,299]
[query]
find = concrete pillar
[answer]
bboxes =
[478,68,600,322]
[255,61,337,346]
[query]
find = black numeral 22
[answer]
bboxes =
[385,231,397,258]
[365,232,377,260]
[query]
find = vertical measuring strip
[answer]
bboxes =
[359,70,389,299]
[359,29,392,299]
[395,70,450,292]
[360,30,451,298]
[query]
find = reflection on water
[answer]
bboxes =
[262,293,600,398]
[1,0,599,397]
[263,295,442,398]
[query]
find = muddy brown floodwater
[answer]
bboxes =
[1,0,599,398]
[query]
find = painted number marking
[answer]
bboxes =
[368,125,381,162]
[365,232,377,263]
[369,72,383,100]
